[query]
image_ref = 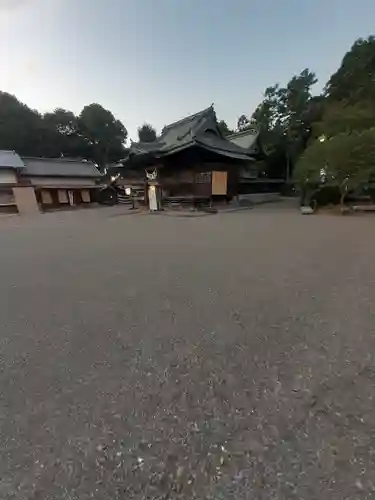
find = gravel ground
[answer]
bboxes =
[1,203,375,499]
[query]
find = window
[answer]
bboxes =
[195,172,212,184]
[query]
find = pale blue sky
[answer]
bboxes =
[1,0,374,141]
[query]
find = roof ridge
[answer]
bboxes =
[226,127,259,140]
[162,105,214,132]
[22,156,94,164]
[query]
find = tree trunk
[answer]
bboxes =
[286,151,290,183]
[340,190,347,214]
[299,185,306,206]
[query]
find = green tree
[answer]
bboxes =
[137,123,157,143]
[249,70,319,180]
[0,93,129,164]
[326,130,375,207]
[296,35,375,209]
[293,138,323,204]
[44,108,78,137]
[251,84,284,165]
[252,85,280,135]
[295,100,375,208]
[325,36,375,103]
[79,104,127,169]
[276,70,318,180]
[217,120,233,136]
[296,129,375,208]
[237,114,251,131]
[313,101,375,139]
[43,108,89,158]
[0,92,47,156]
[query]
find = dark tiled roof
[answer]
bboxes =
[128,106,254,162]
[196,134,255,160]
[21,157,101,178]
[227,128,259,151]
[227,128,268,159]
[0,150,25,169]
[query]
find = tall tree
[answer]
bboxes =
[313,101,375,139]
[137,123,157,143]
[43,108,88,158]
[43,108,79,139]
[252,85,280,135]
[295,99,375,207]
[324,36,375,103]
[293,137,323,203]
[0,93,129,164]
[249,70,318,179]
[79,104,127,169]
[280,69,318,179]
[0,92,47,156]
[295,36,375,207]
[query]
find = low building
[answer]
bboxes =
[227,127,262,151]
[0,151,102,214]
[21,157,101,210]
[226,128,284,195]
[0,150,36,214]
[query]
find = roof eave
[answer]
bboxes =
[195,139,255,161]
[22,174,101,179]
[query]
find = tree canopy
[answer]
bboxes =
[295,128,375,204]
[244,70,319,179]
[294,35,375,206]
[238,34,375,196]
[0,92,127,169]
[313,101,375,139]
[79,104,127,169]
[137,123,157,143]
[0,92,46,156]
[324,36,375,103]
[43,108,88,158]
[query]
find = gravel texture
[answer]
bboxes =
[1,203,375,499]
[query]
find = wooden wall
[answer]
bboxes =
[119,157,242,201]
[158,163,240,199]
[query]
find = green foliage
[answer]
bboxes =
[137,123,157,143]
[44,108,79,137]
[239,34,375,198]
[312,186,341,206]
[237,114,251,131]
[0,92,47,156]
[249,70,319,179]
[295,128,375,204]
[313,101,375,139]
[252,86,279,134]
[79,104,127,168]
[0,92,127,168]
[293,139,324,187]
[325,36,375,103]
[217,120,233,136]
[43,108,88,158]
[325,129,375,193]
[296,36,375,205]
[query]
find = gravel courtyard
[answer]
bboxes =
[1,204,375,499]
